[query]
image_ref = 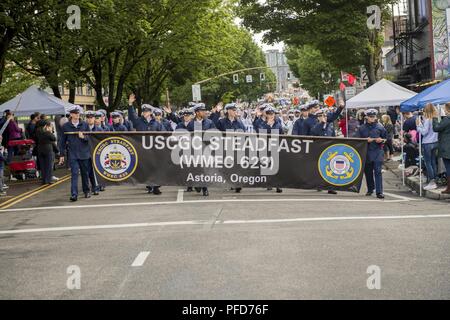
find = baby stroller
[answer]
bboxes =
[8,139,38,180]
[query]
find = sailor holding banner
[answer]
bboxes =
[128,93,166,195]
[59,105,95,202]
[356,109,387,199]
[217,103,246,193]
[186,103,216,196]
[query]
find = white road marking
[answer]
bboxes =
[177,189,184,202]
[131,251,150,267]
[0,197,412,213]
[383,192,418,201]
[1,213,450,235]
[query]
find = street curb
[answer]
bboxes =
[405,176,450,201]
[384,161,449,201]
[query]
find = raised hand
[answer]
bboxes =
[128,93,136,105]
[163,105,172,114]
[216,102,224,112]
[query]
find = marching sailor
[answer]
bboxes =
[217,103,246,193]
[186,103,216,196]
[356,109,387,199]
[110,112,128,132]
[128,93,165,195]
[256,105,283,193]
[59,106,94,202]
[292,104,310,136]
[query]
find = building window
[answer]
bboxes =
[287,72,291,80]
[414,0,428,27]
[76,83,83,95]
[87,84,93,96]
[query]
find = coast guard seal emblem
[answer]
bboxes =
[318,144,362,187]
[93,137,138,182]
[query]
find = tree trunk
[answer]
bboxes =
[91,59,107,109]
[0,27,16,85]
[68,80,76,104]
[50,85,61,99]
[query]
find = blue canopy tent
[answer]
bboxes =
[400,78,450,112]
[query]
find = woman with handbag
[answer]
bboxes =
[36,120,58,185]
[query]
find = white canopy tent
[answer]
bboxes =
[346,79,417,109]
[0,85,75,116]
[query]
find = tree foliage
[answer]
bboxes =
[238,0,396,84]
[1,0,272,109]
[285,45,339,98]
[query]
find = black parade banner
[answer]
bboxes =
[89,131,368,192]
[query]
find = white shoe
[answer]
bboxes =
[424,181,438,191]
[3,184,8,189]
[51,176,60,181]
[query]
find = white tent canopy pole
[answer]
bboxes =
[419,127,422,197]
[401,113,405,186]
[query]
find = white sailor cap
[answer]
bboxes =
[225,103,237,111]
[69,105,83,114]
[264,105,277,113]
[141,104,153,112]
[365,109,378,116]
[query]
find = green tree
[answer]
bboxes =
[238,0,395,84]
[0,61,41,103]
[285,45,339,99]
[0,1,47,85]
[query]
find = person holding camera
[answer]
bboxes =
[417,104,439,190]
[433,103,450,194]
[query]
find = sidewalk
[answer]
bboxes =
[384,158,450,201]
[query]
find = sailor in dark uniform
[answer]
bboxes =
[128,94,165,195]
[110,112,128,132]
[84,111,103,195]
[97,109,112,131]
[217,103,246,193]
[356,109,387,199]
[292,104,310,136]
[256,105,283,193]
[175,109,194,130]
[115,110,134,131]
[186,103,216,196]
[59,106,95,201]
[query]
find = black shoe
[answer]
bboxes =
[93,191,100,196]
[267,187,273,191]
[328,190,337,195]
[276,188,283,193]
[195,187,202,193]
[203,189,209,197]
[186,187,193,192]
[152,187,162,195]
[84,192,91,199]
[70,195,78,202]
[235,188,242,194]
[99,186,105,192]
[146,186,153,193]
[377,193,385,199]
[366,192,373,196]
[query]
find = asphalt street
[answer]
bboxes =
[0,168,449,300]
